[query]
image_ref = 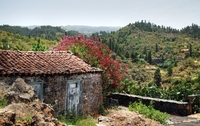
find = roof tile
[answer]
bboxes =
[0,50,102,75]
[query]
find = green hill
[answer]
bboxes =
[100,21,200,61]
[0,25,68,41]
[99,21,200,105]
[0,30,57,51]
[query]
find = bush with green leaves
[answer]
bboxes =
[32,39,46,51]
[129,101,170,124]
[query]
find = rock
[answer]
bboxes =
[98,116,112,123]
[0,78,66,126]
[97,106,162,126]
[6,78,38,104]
[96,124,107,126]
[0,110,16,125]
[0,102,66,126]
[0,82,9,99]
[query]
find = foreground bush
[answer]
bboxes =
[128,101,170,124]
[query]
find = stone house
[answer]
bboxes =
[0,50,103,116]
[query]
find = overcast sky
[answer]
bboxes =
[0,0,199,29]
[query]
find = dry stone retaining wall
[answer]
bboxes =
[109,93,191,116]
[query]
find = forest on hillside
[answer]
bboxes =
[0,25,80,41]
[94,21,200,113]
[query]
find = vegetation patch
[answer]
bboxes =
[58,113,97,126]
[0,97,7,108]
[129,101,170,124]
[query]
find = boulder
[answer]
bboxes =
[0,101,66,126]
[0,78,66,126]
[0,82,9,99]
[6,78,38,104]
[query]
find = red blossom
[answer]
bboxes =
[53,34,127,94]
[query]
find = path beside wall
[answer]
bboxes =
[109,93,191,116]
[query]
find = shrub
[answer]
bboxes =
[58,113,96,126]
[0,97,7,108]
[129,101,170,124]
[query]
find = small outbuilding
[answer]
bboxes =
[0,50,103,116]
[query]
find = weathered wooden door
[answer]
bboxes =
[29,82,43,101]
[66,79,82,115]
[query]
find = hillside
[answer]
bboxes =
[0,30,57,51]
[0,25,120,40]
[99,22,200,61]
[0,25,66,41]
[99,21,200,107]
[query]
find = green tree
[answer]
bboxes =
[0,37,10,50]
[189,44,192,57]
[155,43,158,52]
[143,46,147,54]
[32,39,46,51]
[161,55,165,63]
[131,51,137,61]
[167,64,173,76]
[147,51,152,64]
[154,68,162,86]
[125,51,130,58]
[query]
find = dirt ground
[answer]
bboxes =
[97,106,162,126]
[96,106,200,126]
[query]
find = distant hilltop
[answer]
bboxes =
[25,25,121,34]
[61,25,121,34]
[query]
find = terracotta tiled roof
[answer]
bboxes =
[0,50,102,75]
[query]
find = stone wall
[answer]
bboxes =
[0,73,102,117]
[109,93,191,116]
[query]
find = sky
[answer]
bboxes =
[0,0,199,29]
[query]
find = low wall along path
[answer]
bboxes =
[109,93,191,116]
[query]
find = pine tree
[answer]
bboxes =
[147,51,152,64]
[167,64,173,76]
[125,51,130,58]
[156,43,158,52]
[154,68,162,86]
[143,46,147,54]
[189,44,192,57]
[161,55,164,63]
[131,51,137,60]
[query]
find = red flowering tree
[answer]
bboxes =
[54,34,127,95]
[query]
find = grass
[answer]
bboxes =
[16,112,33,125]
[58,113,97,126]
[0,97,7,108]
[128,100,170,124]
[76,117,97,126]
